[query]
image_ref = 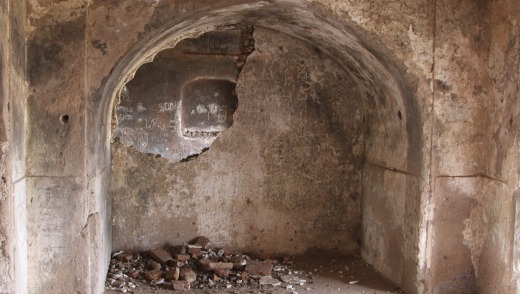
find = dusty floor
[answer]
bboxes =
[105,251,404,294]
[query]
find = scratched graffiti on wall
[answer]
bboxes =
[112,29,248,162]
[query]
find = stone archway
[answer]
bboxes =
[88,1,425,293]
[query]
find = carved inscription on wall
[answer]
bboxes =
[112,30,242,162]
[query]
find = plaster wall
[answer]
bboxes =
[110,27,365,255]
[0,0,518,293]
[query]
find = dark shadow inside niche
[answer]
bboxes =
[112,27,254,162]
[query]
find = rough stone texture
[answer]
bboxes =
[1,1,25,293]
[0,2,10,292]
[428,0,520,293]
[0,0,518,293]
[110,28,364,255]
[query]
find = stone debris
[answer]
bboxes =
[149,247,173,264]
[245,260,274,276]
[280,274,307,285]
[259,276,282,286]
[105,236,310,292]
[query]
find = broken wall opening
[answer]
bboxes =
[110,26,365,256]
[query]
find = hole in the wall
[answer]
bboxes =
[111,27,254,163]
[397,110,402,120]
[60,114,69,124]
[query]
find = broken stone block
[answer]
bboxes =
[198,258,212,271]
[180,268,197,283]
[210,262,233,271]
[188,245,202,258]
[149,248,173,264]
[193,236,211,250]
[174,254,191,262]
[145,270,162,281]
[172,280,190,291]
[245,260,274,276]
[164,268,180,281]
[259,276,281,286]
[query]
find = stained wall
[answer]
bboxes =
[0,1,518,294]
[110,27,365,255]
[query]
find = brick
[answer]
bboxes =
[194,236,211,250]
[174,254,191,262]
[149,248,173,264]
[198,258,212,271]
[188,245,202,258]
[164,267,180,281]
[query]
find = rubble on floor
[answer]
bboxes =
[105,237,311,293]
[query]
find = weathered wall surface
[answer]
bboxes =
[110,27,365,255]
[20,0,90,293]
[1,0,516,293]
[0,1,11,292]
[1,0,26,293]
[429,0,520,293]
[87,1,427,292]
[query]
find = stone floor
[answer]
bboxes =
[105,251,404,294]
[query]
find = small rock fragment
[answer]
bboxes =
[281,274,306,284]
[240,271,249,282]
[180,268,197,283]
[259,276,281,286]
[246,260,274,276]
[115,253,134,262]
[172,280,190,290]
[151,278,165,285]
[128,271,140,279]
[145,269,162,281]
[165,268,180,281]
[349,280,359,284]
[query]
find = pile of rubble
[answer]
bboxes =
[105,237,310,293]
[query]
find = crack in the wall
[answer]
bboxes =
[436,174,507,184]
[364,161,420,177]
